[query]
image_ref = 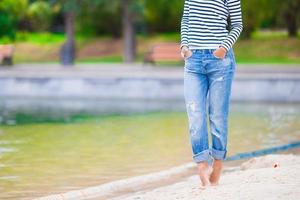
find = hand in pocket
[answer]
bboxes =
[181,46,193,59]
[213,47,227,59]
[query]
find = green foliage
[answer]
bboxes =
[144,0,183,33]
[0,0,28,18]
[0,0,299,41]
[240,0,271,39]
[76,0,146,37]
[238,0,300,38]
[27,1,53,31]
[0,13,15,41]
[76,0,122,37]
[0,0,28,40]
[275,0,300,37]
[75,0,181,36]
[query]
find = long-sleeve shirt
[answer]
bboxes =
[180,0,243,51]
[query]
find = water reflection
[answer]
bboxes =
[0,103,299,199]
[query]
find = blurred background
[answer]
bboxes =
[0,0,299,64]
[0,0,299,199]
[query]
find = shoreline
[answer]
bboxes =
[111,153,300,200]
[35,147,300,200]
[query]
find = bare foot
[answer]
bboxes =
[197,162,212,189]
[209,159,223,186]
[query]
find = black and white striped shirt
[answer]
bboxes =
[180,0,243,51]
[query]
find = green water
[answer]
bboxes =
[0,103,300,199]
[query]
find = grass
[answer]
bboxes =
[15,32,65,44]
[77,55,123,63]
[251,29,300,40]
[0,32,95,44]
[234,38,300,63]
[2,30,300,64]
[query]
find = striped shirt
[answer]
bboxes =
[180,0,243,51]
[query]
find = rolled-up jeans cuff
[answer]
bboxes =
[211,148,227,160]
[193,149,211,163]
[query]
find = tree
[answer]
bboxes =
[76,1,121,37]
[0,0,28,40]
[240,0,271,39]
[27,1,53,32]
[278,0,300,37]
[121,0,136,63]
[49,0,78,66]
[50,0,143,65]
[144,0,183,33]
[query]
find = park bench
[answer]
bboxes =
[0,45,14,66]
[144,43,182,64]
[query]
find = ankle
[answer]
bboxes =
[198,161,209,170]
[213,160,223,167]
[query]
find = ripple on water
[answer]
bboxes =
[0,147,16,154]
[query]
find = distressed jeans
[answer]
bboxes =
[183,48,236,164]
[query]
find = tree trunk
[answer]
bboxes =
[60,11,75,66]
[285,13,298,37]
[121,0,136,63]
[283,0,299,38]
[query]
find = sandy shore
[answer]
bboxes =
[36,153,300,200]
[111,154,300,200]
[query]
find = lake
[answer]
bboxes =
[0,102,299,199]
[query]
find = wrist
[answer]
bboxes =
[181,45,188,50]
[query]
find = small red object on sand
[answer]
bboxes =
[273,162,279,168]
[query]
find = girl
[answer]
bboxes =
[180,0,243,189]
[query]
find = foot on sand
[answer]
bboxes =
[197,162,213,189]
[209,159,223,186]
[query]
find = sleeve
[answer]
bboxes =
[180,0,189,49]
[220,0,243,51]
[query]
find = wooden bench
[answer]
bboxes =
[0,45,14,66]
[144,43,182,64]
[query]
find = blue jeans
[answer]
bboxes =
[183,48,236,164]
